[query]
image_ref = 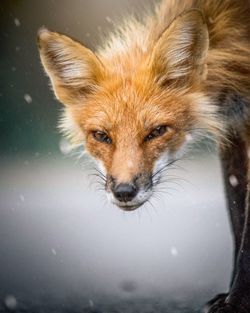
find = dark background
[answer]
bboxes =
[0,1,233,312]
[1,0,152,155]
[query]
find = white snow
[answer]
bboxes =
[14,18,20,27]
[89,299,94,308]
[4,295,17,310]
[185,133,193,142]
[24,94,32,103]
[106,16,112,23]
[229,175,239,187]
[59,138,73,155]
[51,248,57,256]
[20,194,25,202]
[170,247,178,257]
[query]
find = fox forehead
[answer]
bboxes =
[73,80,192,135]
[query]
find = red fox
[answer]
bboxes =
[37,0,250,312]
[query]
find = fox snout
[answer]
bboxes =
[106,174,153,211]
[112,183,138,203]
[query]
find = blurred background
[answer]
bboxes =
[0,1,233,312]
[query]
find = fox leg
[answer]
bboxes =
[204,132,250,313]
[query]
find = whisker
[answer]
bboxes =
[94,167,106,178]
[155,186,179,192]
[151,158,181,179]
[155,178,187,185]
[89,173,107,183]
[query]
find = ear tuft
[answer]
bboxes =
[151,9,209,89]
[37,27,51,42]
[37,28,105,105]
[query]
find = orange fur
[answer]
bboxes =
[37,0,250,195]
[37,3,250,310]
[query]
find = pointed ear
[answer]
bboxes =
[150,9,209,88]
[37,28,105,105]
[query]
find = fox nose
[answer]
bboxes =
[113,183,138,202]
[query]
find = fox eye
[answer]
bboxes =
[92,131,112,144]
[145,125,168,142]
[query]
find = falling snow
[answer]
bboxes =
[20,194,25,202]
[24,94,32,103]
[170,247,178,257]
[14,18,21,27]
[185,133,193,142]
[89,299,94,308]
[106,16,112,23]
[4,295,17,310]
[229,175,239,187]
[59,138,73,155]
[51,248,57,256]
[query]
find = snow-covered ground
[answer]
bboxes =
[0,154,233,312]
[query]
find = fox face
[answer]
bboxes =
[72,81,195,210]
[38,10,220,210]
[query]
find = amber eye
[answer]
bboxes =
[144,125,169,142]
[92,131,112,144]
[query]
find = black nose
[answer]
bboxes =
[113,183,138,202]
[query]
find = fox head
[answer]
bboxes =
[38,10,221,211]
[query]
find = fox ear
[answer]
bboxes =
[37,28,105,105]
[151,9,209,88]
